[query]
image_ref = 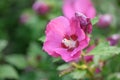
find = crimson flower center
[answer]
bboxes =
[61,35,79,51]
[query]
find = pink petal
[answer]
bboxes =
[69,18,85,40]
[55,48,81,62]
[86,45,96,53]
[63,0,96,19]
[69,18,79,34]
[46,16,70,36]
[79,36,90,49]
[43,16,71,57]
[62,0,76,19]
[76,29,86,41]
[84,45,95,62]
[84,56,93,62]
[75,0,96,18]
[74,0,88,13]
[87,7,96,18]
[71,36,90,56]
[43,31,62,57]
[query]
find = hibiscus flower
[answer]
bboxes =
[43,16,90,62]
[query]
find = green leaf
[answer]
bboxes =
[91,17,99,25]
[61,74,73,80]
[38,36,45,42]
[57,64,70,71]
[20,71,37,80]
[0,65,19,79]
[28,42,47,60]
[20,71,49,80]
[27,42,48,67]
[70,70,86,79]
[88,42,120,56]
[93,55,101,66]
[107,73,120,80]
[5,54,28,69]
[0,40,7,52]
[52,58,61,63]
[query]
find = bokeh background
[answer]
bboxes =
[0,0,120,80]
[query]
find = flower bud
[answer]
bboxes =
[75,12,92,34]
[32,1,49,15]
[107,34,120,46]
[84,45,95,62]
[95,68,101,73]
[98,14,113,28]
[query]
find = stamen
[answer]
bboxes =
[62,39,76,48]
[61,34,79,51]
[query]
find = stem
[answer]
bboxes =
[81,52,95,80]
[70,52,95,80]
[59,67,74,77]
[70,62,87,69]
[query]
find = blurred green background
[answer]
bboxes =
[0,0,120,80]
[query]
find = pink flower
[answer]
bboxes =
[95,61,105,73]
[107,34,120,46]
[84,45,95,62]
[62,0,96,19]
[32,1,49,15]
[95,68,101,73]
[98,14,113,28]
[43,16,90,62]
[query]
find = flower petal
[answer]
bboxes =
[63,0,96,19]
[71,36,90,56]
[43,31,62,57]
[62,0,76,19]
[43,16,71,57]
[87,6,96,18]
[46,16,70,36]
[55,48,81,62]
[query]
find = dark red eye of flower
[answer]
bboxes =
[70,34,78,41]
[61,34,79,51]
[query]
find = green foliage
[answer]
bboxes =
[20,71,50,80]
[106,73,120,80]
[57,64,71,71]
[52,58,61,62]
[27,42,48,62]
[0,65,19,79]
[39,36,46,43]
[61,74,73,80]
[0,40,7,52]
[5,54,28,69]
[70,70,87,79]
[91,17,99,25]
[89,42,120,56]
